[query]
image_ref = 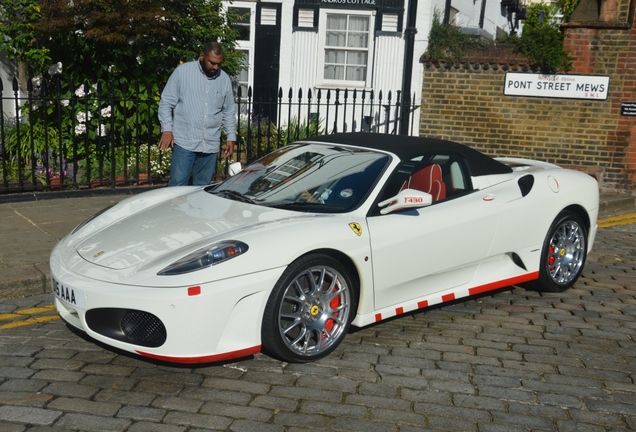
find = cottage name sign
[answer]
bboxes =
[504,73,609,100]
[320,0,377,5]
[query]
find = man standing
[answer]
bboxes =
[158,41,236,186]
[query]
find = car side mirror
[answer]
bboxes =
[378,188,433,215]
[228,162,242,176]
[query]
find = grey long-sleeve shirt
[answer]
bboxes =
[158,60,237,154]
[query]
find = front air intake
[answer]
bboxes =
[86,308,167,348]
[121,310,167,347]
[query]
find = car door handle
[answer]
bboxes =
[482,194,495,202]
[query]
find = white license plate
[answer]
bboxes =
[51,277,85,310]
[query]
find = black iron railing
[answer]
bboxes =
[1,76,419,194]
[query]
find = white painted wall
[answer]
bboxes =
[0,52,20,117]
[270,0,295,92]
[290,30,319,91]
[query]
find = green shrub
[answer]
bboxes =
[422,11,486,64]
[2,114,61,163]
[514,2,572,73]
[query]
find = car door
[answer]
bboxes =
[367,155,500,310]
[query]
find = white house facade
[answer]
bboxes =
[226,0,517,134]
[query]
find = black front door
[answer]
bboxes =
[253,3,282,121]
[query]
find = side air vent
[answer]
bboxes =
[518,175,534,197]
[510,252,527,271]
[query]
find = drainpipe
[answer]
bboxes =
[479,0,487,28]
[399,0,418,135]
[443,0,452,23]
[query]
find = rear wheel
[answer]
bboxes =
[261,253,357,363]
[531,210,588,292]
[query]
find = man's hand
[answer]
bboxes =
[159,131,174,151]
[224,141,235,158]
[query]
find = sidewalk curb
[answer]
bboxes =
[0,185,159,205]
[599,194,636,213]
[0,263,50,302]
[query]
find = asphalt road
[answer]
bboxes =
[0,213,635,431]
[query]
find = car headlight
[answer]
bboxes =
[158,240,249,276]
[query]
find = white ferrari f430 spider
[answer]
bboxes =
[50,133,599,363]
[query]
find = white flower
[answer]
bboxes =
[74,85,87,97]
[60,99,70,107]
[48,62,63,75]
[76,111,92,123]
[74,124,87,135]
[96,124,108,137]
[31,76,42,87]
[100,106,112,118]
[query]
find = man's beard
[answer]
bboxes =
[200,60,218,77]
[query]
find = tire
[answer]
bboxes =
[530,210,588,292]
[261,253,358,363]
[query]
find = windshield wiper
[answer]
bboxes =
[270,202,343,211]
[211,190,257,204]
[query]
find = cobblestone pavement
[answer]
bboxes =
[0,221,635,431]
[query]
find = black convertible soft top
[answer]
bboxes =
[305,133,512,177]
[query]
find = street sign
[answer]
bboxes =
[504,73,609,100]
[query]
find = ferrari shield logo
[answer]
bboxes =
[349,222,362,236]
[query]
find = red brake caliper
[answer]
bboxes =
[325,289,340,334]
[548,245,555,266]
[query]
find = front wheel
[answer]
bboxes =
[261,254,358,363]
[530,210,588,292]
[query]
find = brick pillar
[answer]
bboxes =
[562,6,636,192]
[563,28,596,74]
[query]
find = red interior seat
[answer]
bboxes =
[403,164,446,202]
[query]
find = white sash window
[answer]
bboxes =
[319,10,374,87]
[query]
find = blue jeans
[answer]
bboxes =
[168,144,218,186]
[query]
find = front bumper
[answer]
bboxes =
[50,251,285,364]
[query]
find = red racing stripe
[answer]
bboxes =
[371,272,539,325]
[442,293,455,302]
[468,272,539,296]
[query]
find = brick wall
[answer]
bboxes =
[418,0,636,193]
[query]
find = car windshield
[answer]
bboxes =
[208,143,390,213]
